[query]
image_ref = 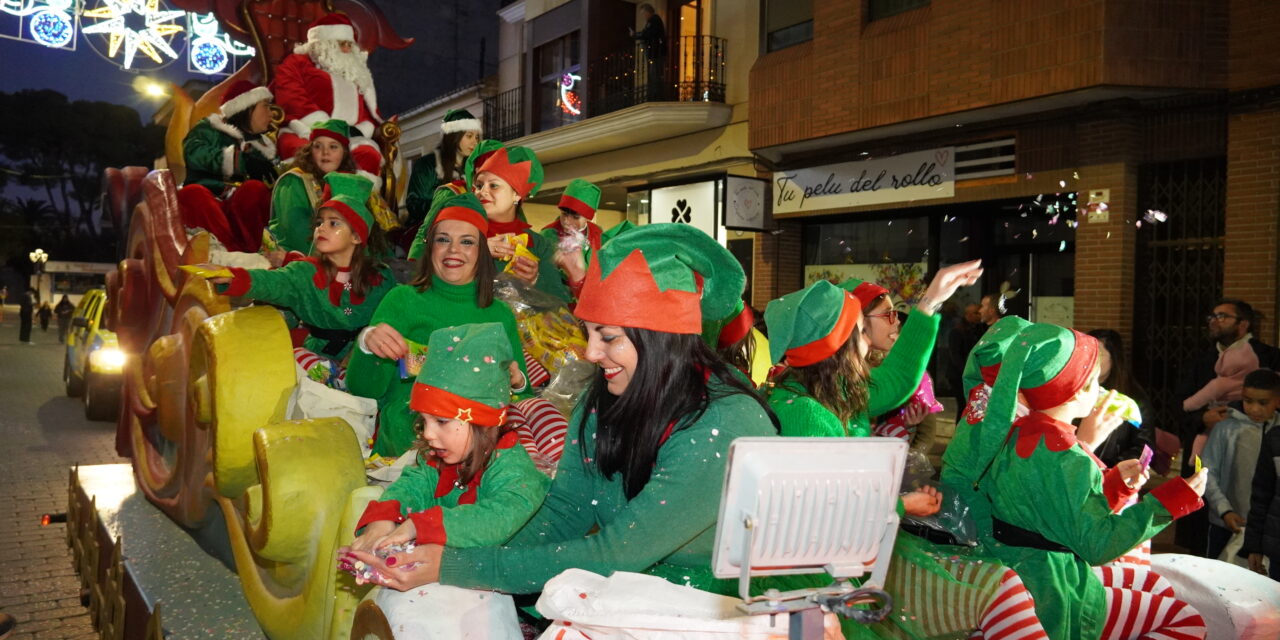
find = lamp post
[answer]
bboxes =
[29,248,49,301]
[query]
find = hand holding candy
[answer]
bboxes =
[382,519,417,549]
[344,544,444,591]
[902,485,943,517]
[488,234,515,259]
[510,256,539,285]
[1186,468,1208,497]
[349,519,396,553]
[365,323,409,360]
[1078,390,1125,451]
[1114,459,1150,489]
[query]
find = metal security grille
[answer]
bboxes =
[1132,158,1226,430]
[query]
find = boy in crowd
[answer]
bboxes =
[1202,369,1280,564]
[1244,369,1280,580]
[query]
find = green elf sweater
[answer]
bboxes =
[345,278,532,457]
[767,310,940,438]
[217,258,395,359]
[182,115,276,196]
[412,213,571,304]
[983,412,1203,640]
[405,152,446,228]
[356,431,550,547]
[436,379,776,594]
[268,168,322,254]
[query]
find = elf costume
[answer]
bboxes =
[541,178,604,252]
[764,278,939,437]
[435,224,776,595]
[178,81,277,253]
[355,323,550,546]
[267,119,350,254]
[406,109,481,226]
[346,191,532,457]
[217,172,395,360]
[979,324,1206,640]
[762,280,1050,640]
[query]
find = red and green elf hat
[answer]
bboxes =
[715,299,755,349]
[409,323,513,427]
[219,81,272,119]
[764,280,862,367]
[838,278,890,309]
[463,139,505,187]
[471,143,544,200]
[424,190,490,236]
[558,178,601,220]
[310,118,351,148]
[318,172,375,242]
[440,108,481,135]
[575,223,744,335]
[985,323,1100,432]
[960,315,1033,392]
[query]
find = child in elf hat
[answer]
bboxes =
[268,119,360,255]
[209,172,396,376]
[349,191,532,457]
[178,81,277,254]
[396,109,482,253]
[762,275,1054,640]
[346,322,549,553]
[977,323,1208,640]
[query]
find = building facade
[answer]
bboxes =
[749,0,1280,421]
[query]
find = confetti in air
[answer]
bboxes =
[1143,209,1168,224]
[1059,180,1067,188]
[1058,240,1067,252]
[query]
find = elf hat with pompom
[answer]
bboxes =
[441,108,482,135]
[472,144,544,200]
[839,278,890,309]
[765,280,862,367]
[575,223,744,336]
[960,315,1033,393]
[306,13,355,43]
[558,178,601,220]
[318,172,374,242]
[309,118,351,147]
[424,190,490,236]
[410,323,513,426]
[220,81,272,119]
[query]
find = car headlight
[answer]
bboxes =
[90,348,126,371]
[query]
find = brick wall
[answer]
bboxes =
[1223,110,1280,340]
[751,220,803,310]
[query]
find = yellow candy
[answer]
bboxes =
[1096,389,1143,424]
[179,263,235,280]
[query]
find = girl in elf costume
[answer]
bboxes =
[345,224,779,600]
[348,191,532,458]
[977,323,1208,640]
[209,172,396,379]
[340,322,550,637]
[178,81,277,254]
[763,276,1051,640]
[396,109,482,253]
[267,119,358,254]
[411,140,572,302]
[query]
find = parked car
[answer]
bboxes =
[63,288,123,420]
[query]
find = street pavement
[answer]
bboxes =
[0,306,122,640]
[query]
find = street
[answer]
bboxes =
[0,306,121,640]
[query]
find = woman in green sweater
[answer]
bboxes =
[347,191,532,457]
[347,224,778,598]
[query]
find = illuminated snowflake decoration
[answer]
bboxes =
[29,0,74,47]
[82,0,185,70]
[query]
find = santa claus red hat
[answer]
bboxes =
[220,81,272,118]
[307,13,356,43]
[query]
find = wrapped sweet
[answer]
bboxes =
[1096,388,1143,425]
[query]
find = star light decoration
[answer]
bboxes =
[81,0,185,70]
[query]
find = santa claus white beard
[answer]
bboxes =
[298,40,374,96]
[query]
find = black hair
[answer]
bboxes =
[437,131,471,183]
[578,327,779,499]
[224,107,266,138]
[1243,368,1280,394]
[1217,298,1257,328]
[1086,329,1149,406]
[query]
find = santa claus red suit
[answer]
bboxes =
[271,13,383,183]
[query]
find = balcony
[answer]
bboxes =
[501,35,732,165]
[483,86,524,142]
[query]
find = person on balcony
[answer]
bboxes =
[629,3,666,101]
[395,110,481,255]
[177,81,276,254]
[272,13,384,185]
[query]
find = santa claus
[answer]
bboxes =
[272,13,383,184]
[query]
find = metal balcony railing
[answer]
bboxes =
[589,35,726,118]
[483,86,524,142]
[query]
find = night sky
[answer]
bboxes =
[0,0,500,119]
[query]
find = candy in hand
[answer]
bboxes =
[1095,389,1143,426]
[1138,444,1153,471]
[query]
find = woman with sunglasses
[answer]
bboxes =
[764,261,982,438]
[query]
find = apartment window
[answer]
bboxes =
[535,31,582,132]
[867,0,929,22]
[763,0,812,52]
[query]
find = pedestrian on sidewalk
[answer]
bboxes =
[55,294,74,342]
[37,301,52,332]
[18,288,35,344]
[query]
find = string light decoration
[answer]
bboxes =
[28,0,72,47]
[82,0,185,70]
[187,11,253,75]
[558,72,582,116]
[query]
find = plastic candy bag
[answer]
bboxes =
[494,276,587,378]
[898,450,978,547]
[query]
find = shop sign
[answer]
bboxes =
[650,180,719,240]
[773,147,955,214]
